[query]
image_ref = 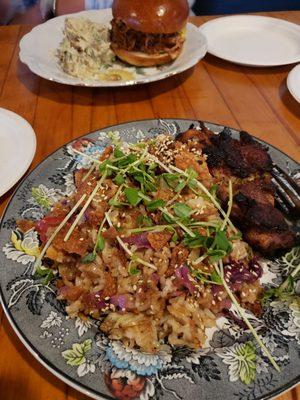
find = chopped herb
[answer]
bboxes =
[188,179,198,190]
[207,249,227,263]
[108,199,127,207]
[136,215,153,227]
[144,180,157,192]
[95,234,105,252]
[34,265,55,285]
[174,180,186,193]
[214,231,232,252]
[128,265,140,276]
[81,252,96,264]
[114,147,125,158]
[184,232,213,249]
[186,168,198,179]
[162,212,174,224]
[124,187,141,206]
[172,231,179,243]
[192,269,222,285]
[173,203,193,219]
[99,159,113,174]
[148,162,157,171]
[210,270,223,284]
[162,173,179,189]
[146,199,166,211]
[114,174,125,185]
[117,153,138,168]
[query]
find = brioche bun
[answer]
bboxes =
[112,0,189,34]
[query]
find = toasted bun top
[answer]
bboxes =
[112,0,189,34]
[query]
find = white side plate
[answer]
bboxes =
[19,9,207,87]
[0,108,36,197]
[287,64,300,103]
[199,15,300,67]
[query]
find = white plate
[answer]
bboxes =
[0,108,36,197]
[287,64,300,103]
[199,15,300,67]
[19,9,207,87]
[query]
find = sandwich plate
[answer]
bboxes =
[19,9,207,87]
[0,119,299,400]
[199,15,300,67]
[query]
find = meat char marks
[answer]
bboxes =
[176,124,296,255]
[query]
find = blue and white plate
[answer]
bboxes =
[0,119,299,400]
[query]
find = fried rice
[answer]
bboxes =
[19,134,265,354]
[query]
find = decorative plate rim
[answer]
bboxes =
[0,118,299,400]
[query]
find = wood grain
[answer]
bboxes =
[0,11,299,400]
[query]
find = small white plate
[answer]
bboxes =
[287,64,300,103]
[19,9,207,87]
[200,15,300,67]
[0,108,36,197]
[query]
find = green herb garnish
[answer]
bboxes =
[34,265,55,285]
[136,215,153,227]
[173,202,193,220]
[95,234,105,252]
[81,252,97,264]
[146,199,166,211]
[124,187,141,206]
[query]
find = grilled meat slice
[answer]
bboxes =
[243,229,295,254]
[238,178,275,206]
[176,122,213,148]
[231,191,296,254]
[205,129,272,178]
[235,195,289,232]
[176,125,296,255]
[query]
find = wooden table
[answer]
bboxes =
[0,10,299,400]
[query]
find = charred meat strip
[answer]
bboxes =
[176,125,296,255]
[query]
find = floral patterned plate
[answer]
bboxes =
[0,119,299,400]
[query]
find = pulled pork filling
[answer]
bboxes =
[110,18,184,55]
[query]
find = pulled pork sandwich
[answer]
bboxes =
[110,0,189,67]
